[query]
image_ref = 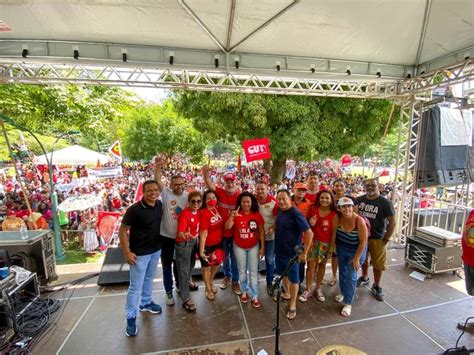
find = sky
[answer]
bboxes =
[124,87,169,103]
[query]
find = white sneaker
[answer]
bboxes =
[166,292,175,306]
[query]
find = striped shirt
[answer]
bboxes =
[336,226,360,251]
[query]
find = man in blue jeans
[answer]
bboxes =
[256,180,278,295]
[119,180,163,337]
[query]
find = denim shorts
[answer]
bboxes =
[275,256,300,284]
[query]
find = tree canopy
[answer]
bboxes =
[173,91,396,182]
[121,101,206,163]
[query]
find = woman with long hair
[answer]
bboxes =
[225,191,265,308]
[332,197,368,317]
[299,190,338,302]
[199,190,225,301]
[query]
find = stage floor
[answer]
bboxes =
[34,247,473,355]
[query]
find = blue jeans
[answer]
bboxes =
[264,240,275,286]
[337,244,367,305]
[233,243,259,298]
[223,237,239,282]
[125,250,161,319]
[161,236,178,294]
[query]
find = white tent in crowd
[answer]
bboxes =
[33,145,111,166]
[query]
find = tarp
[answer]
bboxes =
[33,145,111,165]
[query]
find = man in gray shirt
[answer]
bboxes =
[155,156,190,306]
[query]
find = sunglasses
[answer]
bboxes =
[190,200,202,204]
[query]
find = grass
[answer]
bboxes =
[56,236,104,265]
[56,250,104,265]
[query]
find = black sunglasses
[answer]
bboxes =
[190,200,202,204]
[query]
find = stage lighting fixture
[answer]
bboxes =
[122,53,127,62]
[310,64,315,73]
[73,49,79,59]
[376,71,381,78]
[21,49,28,58]
[235,57,240,69]
[169,52,174,65]
[346,68,351,75]
[276,61,281,71]
[214,57,219,68]
[406,73,412,79]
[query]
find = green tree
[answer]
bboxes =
[173,91,395,183]
[0,84,140,152]
[122,101,206,163]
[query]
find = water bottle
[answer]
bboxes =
[20,224,28,240]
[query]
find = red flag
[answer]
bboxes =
[379,169,390,177]
[134,181,143,202]
[242,138,271,163]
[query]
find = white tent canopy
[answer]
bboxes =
[33,145,111,166]
[0,0,472,84]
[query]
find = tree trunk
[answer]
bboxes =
[263,159,272,175]
[271,158,286,186]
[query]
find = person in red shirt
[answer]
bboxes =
[300,190,338,303]
[458,210,474,331]
[175,191,202,313]
[305,172,320,203]
[225,191,265,308]
[202,166,241,295]
[199,190,225,301]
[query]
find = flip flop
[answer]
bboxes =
[328,278,337,287]
[211,286,218,294]
[273,293,291,302]
[286,308,297,320]
[182,300,197,313]
[189,282,199,291]
[341,304,352,317]
[205,291,215,301]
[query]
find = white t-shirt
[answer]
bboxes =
[160,187,189,239]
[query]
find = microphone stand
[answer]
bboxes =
[271,250,302,355]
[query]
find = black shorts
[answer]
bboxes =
[200,243,223,267]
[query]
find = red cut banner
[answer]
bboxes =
[242,138,271,163]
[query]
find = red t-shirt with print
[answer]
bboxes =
[307,207,337,243]
[462,210,474,266]
[214,186,239,237]
[200,208,224,246]
[176,208,200,243]
[232,211,264,249]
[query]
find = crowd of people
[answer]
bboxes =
[119,156,396,337]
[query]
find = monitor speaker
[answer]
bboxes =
[416,106,473,187]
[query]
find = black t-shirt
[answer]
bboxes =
[356,195,394,239]
[121,199,163,256]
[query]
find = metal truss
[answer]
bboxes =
[0,62,400,98]
[393,96,425,244]
[400,58,474,95]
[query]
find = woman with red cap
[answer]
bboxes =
[199,190,225,301]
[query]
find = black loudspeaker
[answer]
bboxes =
[416,106,474,187]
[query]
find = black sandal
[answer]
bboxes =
[189,282,199,291]
[183,300,197,313]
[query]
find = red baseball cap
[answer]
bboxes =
[294,182,308,190]
[223,172,236,181]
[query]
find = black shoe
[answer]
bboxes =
[266,284,274,297]
[371,283,384,301]
[356,276,370,287]
[125,317,137,337]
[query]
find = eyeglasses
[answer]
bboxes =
[190,200,202,204]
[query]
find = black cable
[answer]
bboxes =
[41,272,99,292]
[443,316,474,355]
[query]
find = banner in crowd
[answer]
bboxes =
[134,181,143,202]
[108,140,123,163]
[87,166,123,179]
[242,138,271,163]
[285,160,296,179]
[97,211,120,250]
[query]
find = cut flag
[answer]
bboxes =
[108,140,123,163]
[242,138,271,163]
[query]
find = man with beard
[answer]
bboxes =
[202,167,241,295]
[356,178,395,301]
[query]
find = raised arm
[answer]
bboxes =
[153,156,166,192]
[201,165,216,192]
